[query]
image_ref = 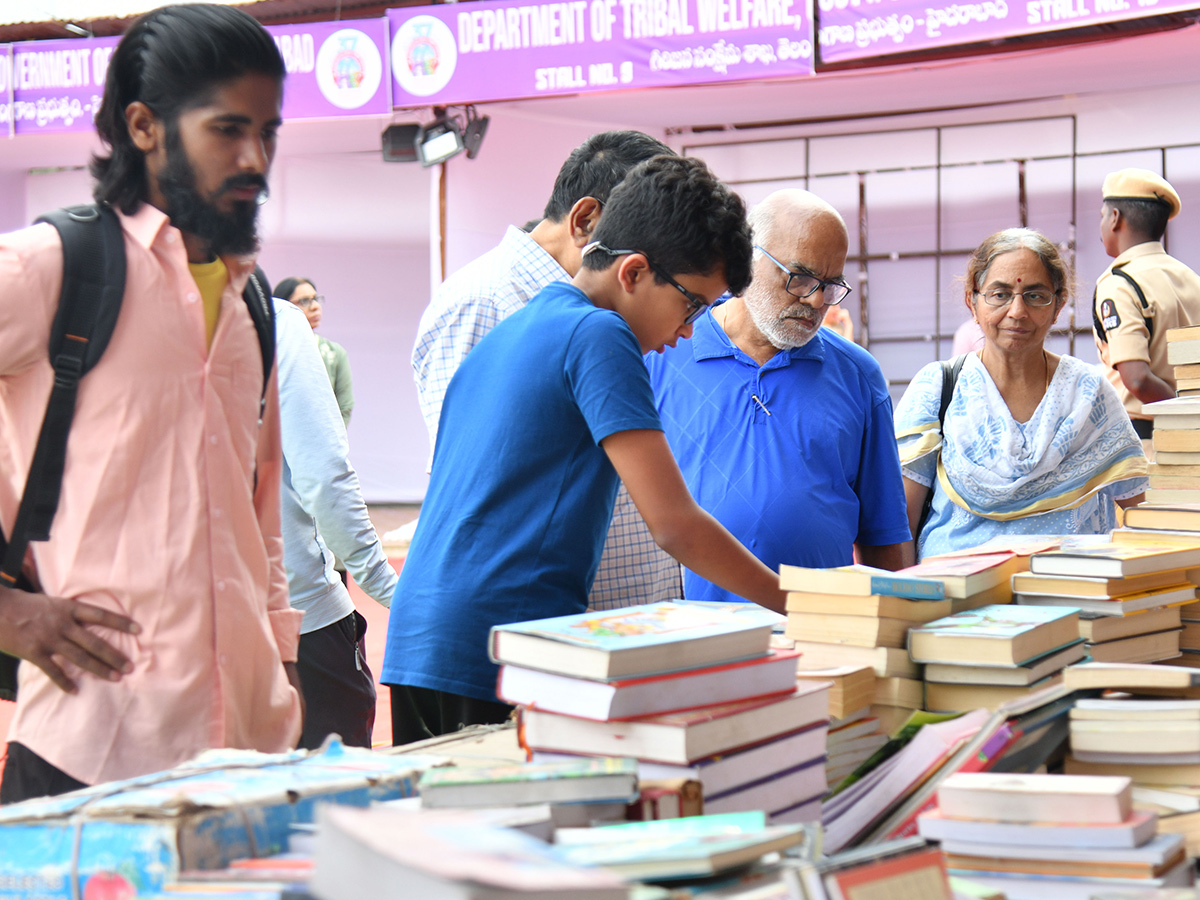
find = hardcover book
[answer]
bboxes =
[489,601,779,681]
[778,564,945,600]
[907,605,1080,667]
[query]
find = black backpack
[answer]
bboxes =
[0,203,276,701]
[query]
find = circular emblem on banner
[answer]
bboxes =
[315,28,383,109]
[392,15,457,98]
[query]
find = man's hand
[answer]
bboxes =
[284,661,305,741]
[0,586,139,694]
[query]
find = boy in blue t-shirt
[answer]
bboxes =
[382,156,786,744]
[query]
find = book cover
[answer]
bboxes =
[779,564,945,600]
[914,605,1075,637]
[899,553,1018,598]
[492,601,778,655]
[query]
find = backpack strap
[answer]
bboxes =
[241,270,276,420]
[1093,264,1153,344]
[0,204,125,585]
[915,353,967,539]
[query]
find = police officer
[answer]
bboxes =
[1093,168,1200,457]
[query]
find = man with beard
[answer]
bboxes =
[643,189,913,604]
[0,4,302,803]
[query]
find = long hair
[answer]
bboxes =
[91,4,285,214]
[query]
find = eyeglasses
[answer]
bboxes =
[582,242,710,326]
[974,289,1057,308]
[755,245,852,306]
[293,294,324,309]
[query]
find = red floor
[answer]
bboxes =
[0,555,404,782]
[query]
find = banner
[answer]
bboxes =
[0,45,11,138]
[7,20,390,137]
[266,19,391,119]
[387,0,814,106]
[11,37,118,135]
[817,0,1200,63]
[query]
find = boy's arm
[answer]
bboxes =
[601,429,785,613]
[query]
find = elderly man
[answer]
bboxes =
[1092,168,1200,455]
[644,189,913,604]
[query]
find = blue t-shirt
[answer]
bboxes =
[644,313,911,604]
[381,281,663,702]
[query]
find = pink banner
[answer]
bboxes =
[0,45,11,138]
[817,0,1200,63]
[267,19,392,120]
[388,0,815,106]
[11,37,118,135]
[6,20,391,137]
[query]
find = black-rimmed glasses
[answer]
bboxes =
[974,289,1058,308]
[755,245,852,306]
[583,242,709,325]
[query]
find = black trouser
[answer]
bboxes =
[0,741,87,805]
[388,684,513,747]
[297,610,376,750]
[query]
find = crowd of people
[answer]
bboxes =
[0,1,1197,803]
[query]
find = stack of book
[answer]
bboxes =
[823,706,890,792]
[1014,567,1196,664]
[917,771,1192,898]
[795,663,875,721]
[781,563,946,683]
[1021,541,1200,662]
[900,550,1025,612]
[492,602,830,825]
[908,604,1083,712]
[1069,695,1200,771]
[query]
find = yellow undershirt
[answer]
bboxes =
[189,258,229,350]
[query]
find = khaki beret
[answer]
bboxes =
[1103,168,1181,219]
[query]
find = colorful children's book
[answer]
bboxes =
[489,601,779,681]
[907,605,1080,667]
[778,564,945,600]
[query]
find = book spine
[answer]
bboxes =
[869,576,946,600]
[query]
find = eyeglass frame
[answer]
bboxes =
[582,242,710,326]
[973,288,1059,309]
[292,293,325,309]
[754,245,853,306]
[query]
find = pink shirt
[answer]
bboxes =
[0,204,303,786]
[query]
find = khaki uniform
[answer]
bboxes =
[1093,241,1200,422]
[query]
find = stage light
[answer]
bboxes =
[416,110,465,167]
[462,106,490,160]
[381,124,421,163]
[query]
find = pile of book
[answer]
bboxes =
[492,601,831,824]
[1018,539,1200,663]
[1144,395,1200,503]
[908,604,1083,713]
[899,549,1025,613]
[795,665,891,791]
[781,563,945,725]
[918,771,1192,898]
[1063,663,1200,857]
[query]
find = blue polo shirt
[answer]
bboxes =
[644,312,911,604]
[381,281,663,702]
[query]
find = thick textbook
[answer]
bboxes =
[489,601,778,681]
[1062,661,1200,691]
[936,771,1132,824]
[784,591,952,622]
[495,649,799,721]
[1029,543,1200,578]
[923,640,1085,686]
[917,807,1158,849]
[1124,503,1200,533]
[783,612,911,648]
[520,683,829,765]
[907,605,1080,667]
[778,564,944,599]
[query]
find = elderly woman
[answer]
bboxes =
[895,228,1148,559]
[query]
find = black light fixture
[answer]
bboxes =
[416,107,465,168]
[462,106,490,160]
[382,106,489,165]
